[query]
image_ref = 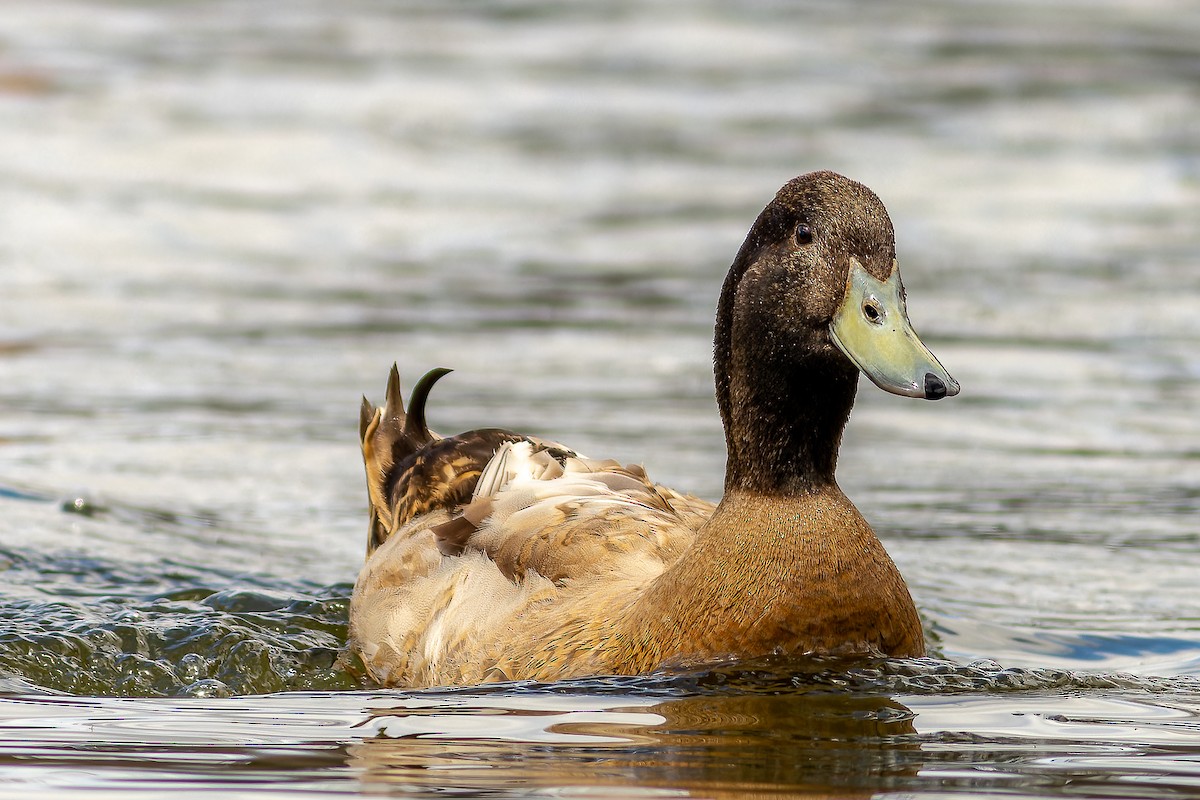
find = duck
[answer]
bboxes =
[348,170,959,688]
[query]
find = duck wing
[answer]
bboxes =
[361,366,712,568]
[437,443,711,584]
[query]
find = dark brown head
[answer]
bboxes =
[714,171,957,492]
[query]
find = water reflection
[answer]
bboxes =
[353,691,918,797]
[3,683,1200,798]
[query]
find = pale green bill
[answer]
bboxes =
[830,260,959,400]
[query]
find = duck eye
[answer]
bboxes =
[794,224,813,245]
[863,300,884,324]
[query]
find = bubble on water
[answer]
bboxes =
[180,679,232,698]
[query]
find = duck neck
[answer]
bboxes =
[713,288,858,496]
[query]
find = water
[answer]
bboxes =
[1,0,1198,796]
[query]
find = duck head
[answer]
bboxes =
[714,171,958,491]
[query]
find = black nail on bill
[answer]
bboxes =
[924,373,947,400]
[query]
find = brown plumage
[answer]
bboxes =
[348,170,958,688]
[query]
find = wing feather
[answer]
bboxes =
[450,442,712,584]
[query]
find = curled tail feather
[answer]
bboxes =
[361,364,452,553]
[362,364,536,557]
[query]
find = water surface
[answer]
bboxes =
[1,0,1199,797]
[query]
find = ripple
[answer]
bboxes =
[474,655,1200,700]
[0,549,356,696]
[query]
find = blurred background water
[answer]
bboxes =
[0,0,1199,797]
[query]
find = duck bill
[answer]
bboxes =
[829,260,959,400]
